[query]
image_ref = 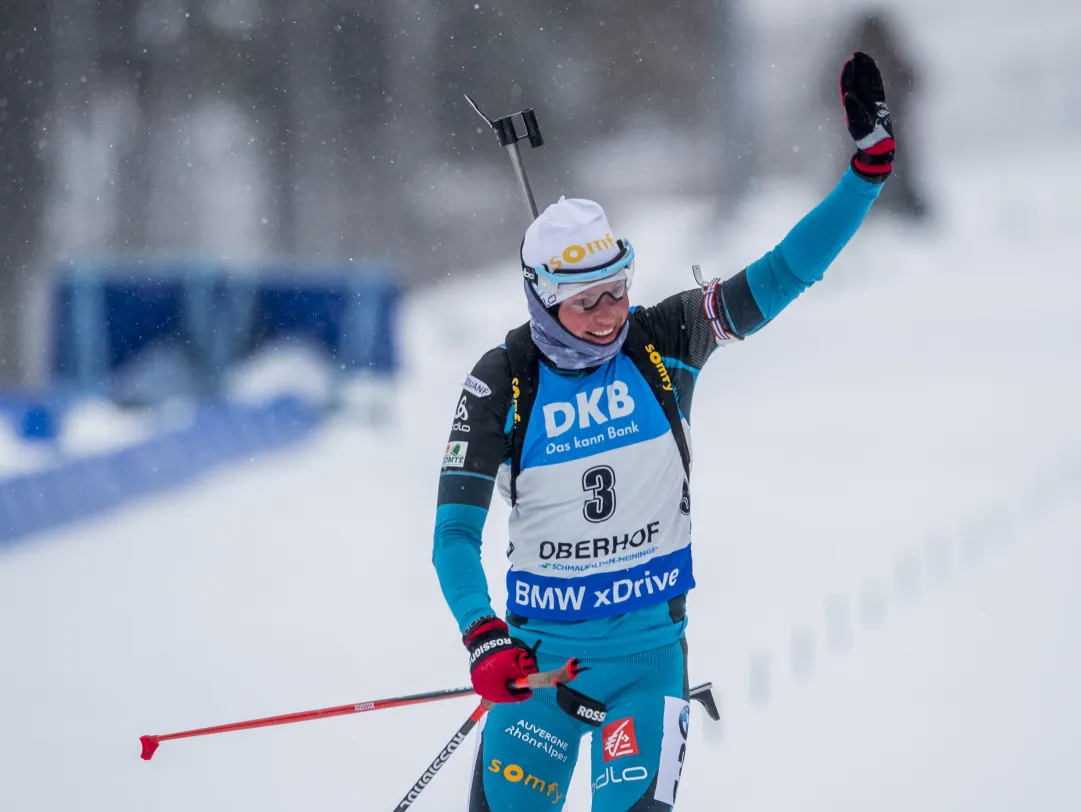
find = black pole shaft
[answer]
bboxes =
[392,702,489,810]
[504,141,538,220]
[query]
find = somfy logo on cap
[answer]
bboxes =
[522,198,622,272]
[549,233,617,270]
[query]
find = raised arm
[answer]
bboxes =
[704,51,895,341]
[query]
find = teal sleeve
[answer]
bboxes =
[743,168,881,326]
[432,502,495,634]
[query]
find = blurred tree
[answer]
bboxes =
[332,1,398,262]
[539,0,715,133]
[281,0,338,257]
[707,0,755,215]
[0,1,52,382]
[430,2,550,160]
[27,0,753,298]
[96,0,153,253]
[825,9,929,220]
[179,0,302,257]
[256,0,300,256]
[50,0,98,134]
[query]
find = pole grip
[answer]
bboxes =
[522,109,543,148]
[492,115,518,148]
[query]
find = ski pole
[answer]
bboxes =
[391,658,582,810]
[139,659,581,761]
[140,685,473,761]
[393,701,489,810]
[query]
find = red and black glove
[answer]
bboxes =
[464,616,539,704]
[840,51,895,183]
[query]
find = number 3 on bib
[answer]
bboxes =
[582,465,616,523]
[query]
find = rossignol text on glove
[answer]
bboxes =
[463,616,539,704]
[468,635,514,667]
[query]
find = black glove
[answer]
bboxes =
[840,51,894,183]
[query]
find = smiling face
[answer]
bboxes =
[556,280,631,344]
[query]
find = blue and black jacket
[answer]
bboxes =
[433,169,882,658]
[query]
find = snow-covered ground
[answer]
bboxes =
[2,5,1080,811]
[0,418,55,479]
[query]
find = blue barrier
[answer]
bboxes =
[0,390,63,441]
[0,397,321,548]
[3,261,394,545]
[51,264,400,396]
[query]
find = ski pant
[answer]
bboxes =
[468,638,691,811]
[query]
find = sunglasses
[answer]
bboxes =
[562,278,629,312]
[524,240,636,308]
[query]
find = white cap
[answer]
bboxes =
[522,197,622,271]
